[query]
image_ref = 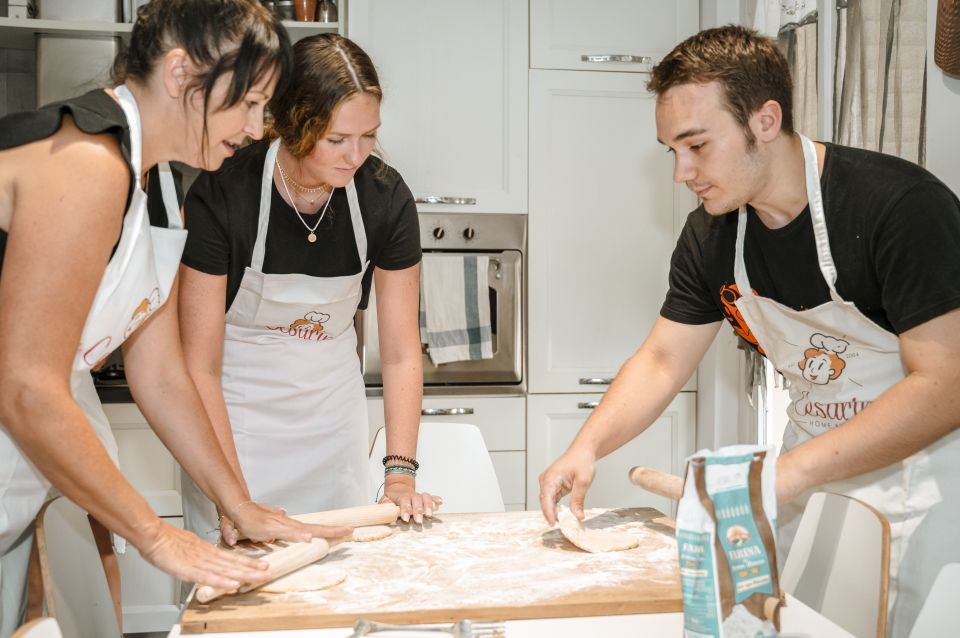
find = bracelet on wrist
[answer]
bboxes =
[382,454,419,470]
[384,465,417,478]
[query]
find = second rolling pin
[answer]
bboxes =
[628,466,683,501]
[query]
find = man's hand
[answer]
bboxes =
[538,446,598,525]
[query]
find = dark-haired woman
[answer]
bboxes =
[0,2,348,631]
[179,33,441,544]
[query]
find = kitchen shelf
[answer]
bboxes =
[0,16,337,49]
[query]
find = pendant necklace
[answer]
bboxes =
[276,157,332,243]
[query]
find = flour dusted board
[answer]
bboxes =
[180,509,681,634]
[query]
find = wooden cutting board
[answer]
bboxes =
[180,508,681,634]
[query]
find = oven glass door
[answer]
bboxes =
[357,250,522,386]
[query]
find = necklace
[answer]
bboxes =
[276,157,330,205]
[276,158,333,243]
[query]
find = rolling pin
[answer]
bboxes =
[197,503,401,603]
[628,466,683,501]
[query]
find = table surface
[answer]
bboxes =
[168,594,854,638]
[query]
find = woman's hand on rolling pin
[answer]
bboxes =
[220,501,352,546]
[382,475,443,525]
[539,446,597,526]
[133,517,270,590]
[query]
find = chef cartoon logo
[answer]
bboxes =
[124,288,162,338]
[719,284,764,354]
[798,333,848,385]
[268,311,332,341]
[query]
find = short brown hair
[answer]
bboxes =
[267,33,381,158]
[647,25,794,143]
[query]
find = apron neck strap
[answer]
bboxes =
[156,162,183,230]
[733,134,842,302]
[112,85,143,188]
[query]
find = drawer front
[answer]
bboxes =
[490,450,526,510]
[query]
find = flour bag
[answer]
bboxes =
[676,445,783,637]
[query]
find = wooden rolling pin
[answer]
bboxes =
[197,503,401,603]
[628,466,683,501]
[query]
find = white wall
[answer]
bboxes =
[926,0,960,195]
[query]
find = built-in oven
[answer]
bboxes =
[356,213,526,395]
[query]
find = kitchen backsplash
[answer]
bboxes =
[0,47,37,118]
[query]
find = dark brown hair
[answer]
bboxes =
[648,25,794,144]
[112,0,292,160]
[267,33,382,158]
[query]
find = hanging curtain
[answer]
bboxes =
[834,0,927,164]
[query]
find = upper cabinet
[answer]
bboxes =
[348,1,528,213]
[530,0,699,72]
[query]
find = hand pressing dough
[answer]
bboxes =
[351,525,394,542]
[557,507,639,553]
[260,564,347,593]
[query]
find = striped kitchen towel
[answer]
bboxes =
[420,254,494,365]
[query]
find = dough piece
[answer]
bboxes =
[351,525,394,542]
[260,564,347,593]
[557,507,639,553]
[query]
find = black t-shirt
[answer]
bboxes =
[0,89,179,278]
[181,140,421,311]
[661,143,960,350]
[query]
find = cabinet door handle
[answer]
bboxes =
[415,196,477,205]
[581,54,652,67]
[579,377,613,385]
[577,401,600,410]
[421,407,475,416]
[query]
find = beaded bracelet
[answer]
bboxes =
[384,465,417,478]
[382,454,420,470]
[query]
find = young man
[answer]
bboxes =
[538,25,960,636]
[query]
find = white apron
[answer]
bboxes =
[733,134,960,636]
[182,138,370,542]
[0,85,184,632]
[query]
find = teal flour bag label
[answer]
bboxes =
[676,445,783,637]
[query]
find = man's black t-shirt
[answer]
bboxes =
[661,143,960,349]
[181,140,421,311]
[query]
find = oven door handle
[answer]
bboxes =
[421,407,475,416]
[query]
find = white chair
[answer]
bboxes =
[908,563,960,638]
[34,498,122,638]
[781,491,890,638]
[11,618,63,638]
[369,422,505,513]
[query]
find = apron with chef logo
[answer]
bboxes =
[0,85,185,627]
[182,138,370,542]
[732,134,960,636]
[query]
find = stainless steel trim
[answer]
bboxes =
[578,401,600,409]
[415,196,477,205]
[581,54,652,65]
[421,407,475,416]
[579,377,613,385]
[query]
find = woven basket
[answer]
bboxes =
[936,0,960,76]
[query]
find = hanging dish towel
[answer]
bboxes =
[420,254,494,365]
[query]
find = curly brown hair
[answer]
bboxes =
[647,25,794,146]
[267,33,382,158]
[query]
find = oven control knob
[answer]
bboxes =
[432,226,445,240]
[463,227,476,241]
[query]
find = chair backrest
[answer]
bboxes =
[34,498,121,638]
[11,618,63,638]
[369,422,505,513]
[781,491,890,638]
[908,563,960,638]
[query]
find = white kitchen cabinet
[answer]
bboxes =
[347,0,528,213]
[101,403,182,633]
[525,392,695,518]
[528,69,698,394]
[530,0,699,72]
[367,396,526,510]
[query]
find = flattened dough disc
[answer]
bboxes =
[260,564,347,593]
[557,507,639,553]
[351,525,394,542]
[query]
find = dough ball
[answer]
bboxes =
[351,525,394,542]
[557,507,638,553]
[260,564,347,593]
